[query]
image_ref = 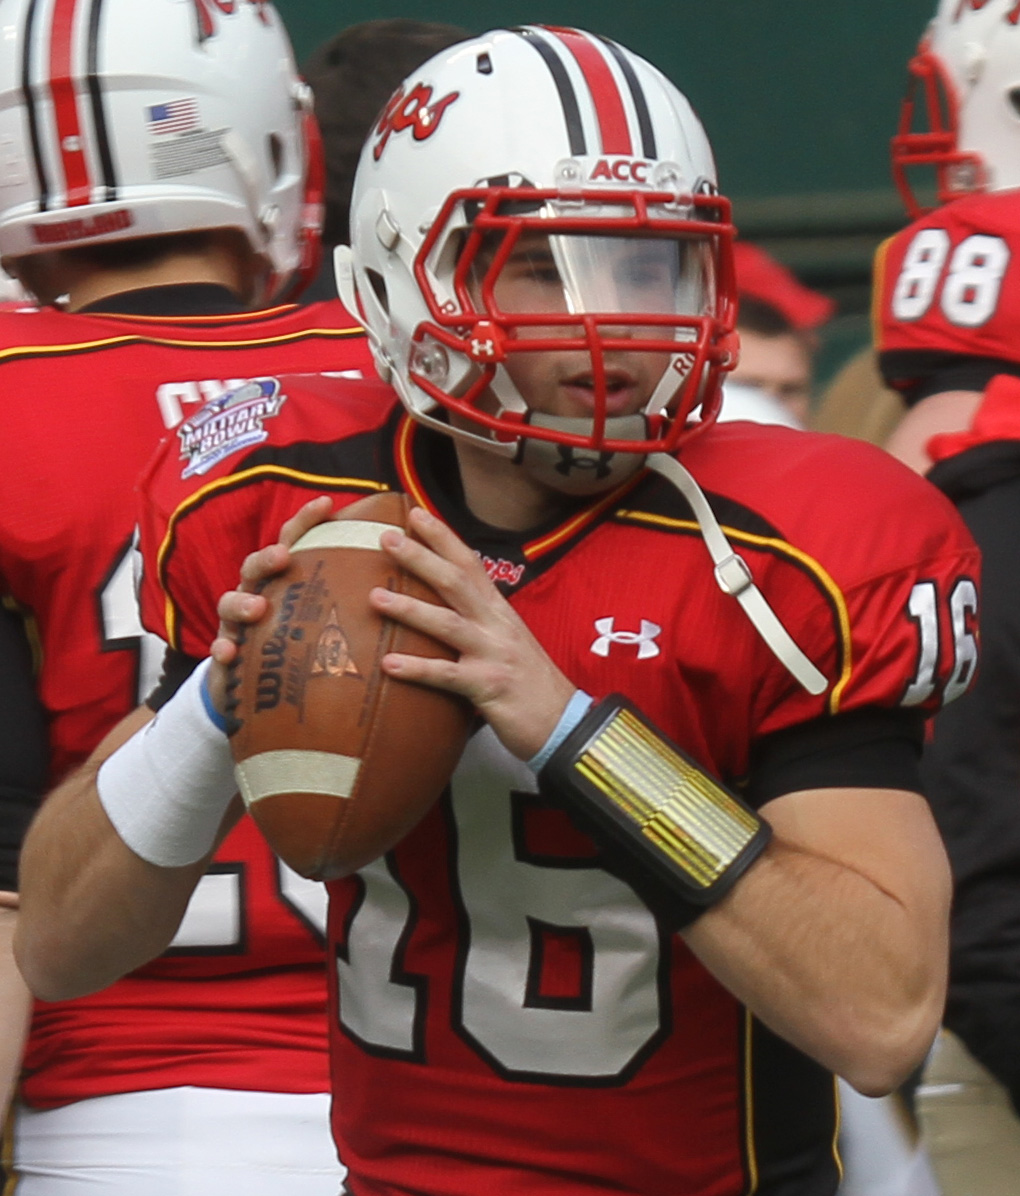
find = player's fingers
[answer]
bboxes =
[209,634,239,667]
[238,541,290,590]
[380,526,492,617]
[380,650,466,697]
[369,586,472,652]
[217,588,268,629]
[407,506,481,570]
[278,495,335,549]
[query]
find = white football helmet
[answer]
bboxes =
[893,0,1020,216]
[337,26,737,484]
[0,0,322,300]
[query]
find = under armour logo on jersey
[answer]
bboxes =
[590,618,662,659]
[555,446,614,479]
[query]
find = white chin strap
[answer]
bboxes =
[515,414,649,497]
[514,421,827,696]
[646,453,828,697]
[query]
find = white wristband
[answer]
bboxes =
[98,659,237,867]
[527,690,594,774]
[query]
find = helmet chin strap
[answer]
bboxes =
[514,413,649,496]
[513,425,827,695]
[645,452,828,696]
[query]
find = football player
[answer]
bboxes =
[17,27,979,1196]
[0,0,375,1191]
[875,1,1020,1190]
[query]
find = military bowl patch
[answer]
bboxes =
[178,377,286,478]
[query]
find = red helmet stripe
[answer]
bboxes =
[48,0,92,206]
[544,27,632,155]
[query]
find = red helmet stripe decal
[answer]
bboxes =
[598,35,657,160]
[544,27,632,155]
[48,0,92,206]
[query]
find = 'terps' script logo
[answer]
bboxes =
[373,83,460,161]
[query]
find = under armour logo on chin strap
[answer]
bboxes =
[590,617,662,659]
[555,445,615,479]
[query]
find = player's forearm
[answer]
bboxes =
[15,707,211,1001]
[16,762,210,1000]
[684,793,950,1095]
[0,906,31,1119]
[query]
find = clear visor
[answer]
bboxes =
[471,229,715,322]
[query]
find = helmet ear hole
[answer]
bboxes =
[1008,87,1020,120]
[365,268,389,314]
[268,134,284,181]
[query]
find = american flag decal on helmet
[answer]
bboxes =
[21,0,118,212]
[513,26,658,161]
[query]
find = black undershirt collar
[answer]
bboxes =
[77,282,246,318]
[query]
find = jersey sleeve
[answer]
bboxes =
[137,374,398,659]
[875,191,1020,403]
[745,437,982,744]
[138,442,315,658]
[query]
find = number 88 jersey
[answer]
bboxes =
[875,189,1020,400]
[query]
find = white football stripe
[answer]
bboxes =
[235,749,362,806]
[292,520,395,553]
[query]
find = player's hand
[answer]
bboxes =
[207,496,335,710]
[370,506,576,761]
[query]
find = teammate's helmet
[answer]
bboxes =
[341,26,737,473]
[892,0,1020,217]
[0,0,322,301]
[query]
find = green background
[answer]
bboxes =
[275,0,937,376]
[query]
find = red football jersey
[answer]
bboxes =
[139,377,978,1196]
[2,296,373,1109]
[875,189,1020,394]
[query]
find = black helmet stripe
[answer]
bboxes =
[86,0,118,201]
[598,36,657,160]
[22,0,51,212]
[22,0,118,212]
[513,26,587,157]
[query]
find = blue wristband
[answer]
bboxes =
[199,665,230,734]
[527,690,594,774]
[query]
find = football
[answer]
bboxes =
[226,491,473,880]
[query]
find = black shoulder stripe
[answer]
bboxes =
[86,0,117,201]
[598,36,656,160]
[22,0,49,213]
[238,429,401,489]
[513,27,586,158]
[622,470,783,541]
